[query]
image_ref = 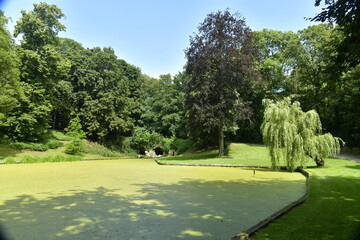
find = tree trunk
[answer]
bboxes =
[315,156,325,166]
[52,110,57,130]
[218,124,224,156]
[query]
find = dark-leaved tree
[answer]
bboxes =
[185,10,259,156]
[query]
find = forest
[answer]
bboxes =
[0,1,359,155]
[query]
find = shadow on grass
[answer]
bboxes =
[0,178,306,240]
[0,146,19,161]
[346,164,360,170]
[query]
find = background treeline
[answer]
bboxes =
[0,2,359,153]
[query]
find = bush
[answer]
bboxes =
[50,130,74,141]
[46,139,63,149]
[162,138,193,155]
[171,138,193,155]
[119,137,132,153]
[5,158,16,164]
[163,138,173,154]
[8,139,62,151]
[9,142,49,151]
[148,132,163,148]
[65,116,86,139]
[11,155,82,164]
[82,141,122,157]
[131,127,151,150]
[65,139,85,155]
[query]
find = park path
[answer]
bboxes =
[336,154,360,163]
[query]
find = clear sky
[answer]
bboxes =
[1,0,323,78]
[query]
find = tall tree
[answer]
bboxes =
[5,3,67,141]
[254,29,299,99]
[0,11,21,133]
[291,24,338,112]
[55,40,143,143]
[261,98,343,171]
[312,0,360,68]
[185,10,258,156]
[14,2,65,50]
[139,73,187,138]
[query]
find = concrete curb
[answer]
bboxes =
[155,160,310,240]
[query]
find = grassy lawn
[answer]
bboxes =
[161,143,360,240]
[0,144,134,164]
[159,143,272,166]
[0,145,98,163]
[0,159,306,240]
[252,158,360,240]
[160,143,317,167]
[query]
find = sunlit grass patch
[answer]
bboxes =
[252,157,360,240]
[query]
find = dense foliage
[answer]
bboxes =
[0,2,359,154]
[185,10,259,156]
[312,0,360,68]
[261,98,343,171]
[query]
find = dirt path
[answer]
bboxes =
[336,154,360,163]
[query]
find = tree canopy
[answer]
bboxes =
[185,10,259,156]
[261,98,343,171]
[312,0,360,68]
[0,3,359,154]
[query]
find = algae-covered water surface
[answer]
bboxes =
[0,159,306,240]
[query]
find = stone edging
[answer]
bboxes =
[154,160,310,240]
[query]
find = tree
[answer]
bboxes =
[14,2,65,50]
[3,3,67,141]
[0,11,21,132]
[139,73,187,138]
[290,24,339,113]
[65,115,86,139]
[254,29,299,99]
[312,0,360,68]
[54,40,143,143]
[261,98,343,171]
[185,10,259,156]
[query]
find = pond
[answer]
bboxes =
[0,159,306,240]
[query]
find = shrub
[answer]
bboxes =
[148,132,164,148]
[65,139,85,155]
[163,138,173,154]
[65,116,86,139]
[9,142,49,151]
[13,155,82,164]
[171,138,193,155]
[8,139,62,151]
[82,141,122,157]
[50,130,74,141]
[46,139,62,149]
[131,127,151,150]
[162,138,193,155]
[119,137,132,153]
[5,158,16,164]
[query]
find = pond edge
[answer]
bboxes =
[154,160,310,240]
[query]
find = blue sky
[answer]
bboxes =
[1,0,323,78]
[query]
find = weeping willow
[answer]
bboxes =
[261,98,344,171]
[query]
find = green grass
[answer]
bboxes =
[82,141,136,158]
[0,144,130,164]
[160,143,283,166]
[252,158,360,240]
